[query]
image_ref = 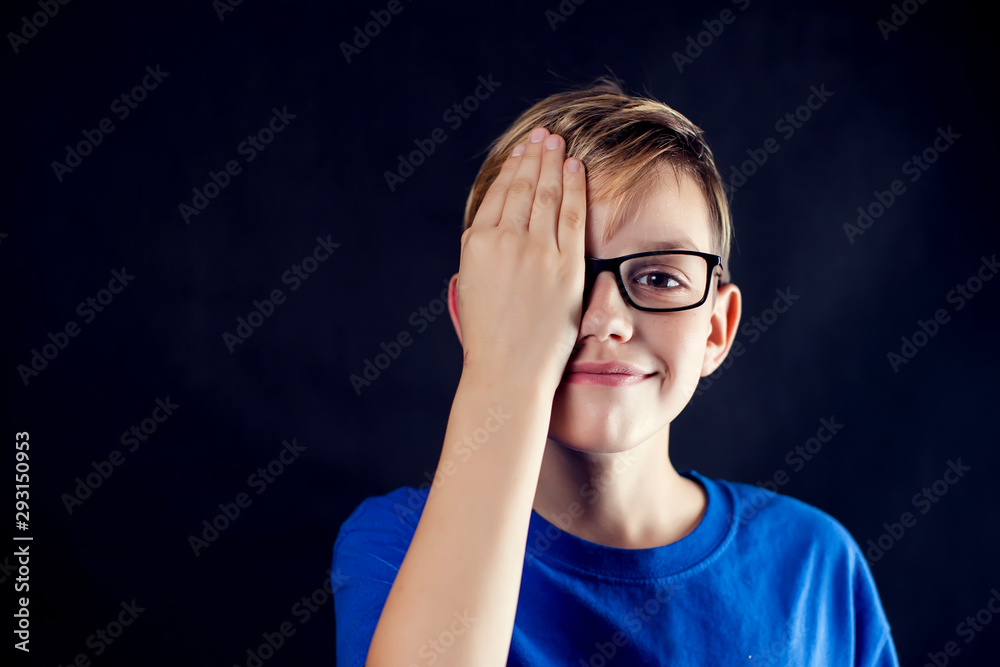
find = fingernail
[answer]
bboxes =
[544,135,560,150]
[566,158,580,172]
[529,128,547,143]
[511,144,525,157]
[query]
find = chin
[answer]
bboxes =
[547,383,674,454]
[546,427,634,454]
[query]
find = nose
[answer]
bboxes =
[579,269,634,343]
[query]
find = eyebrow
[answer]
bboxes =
[637,237,700,252]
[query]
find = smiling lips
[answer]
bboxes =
[564,361,655,386]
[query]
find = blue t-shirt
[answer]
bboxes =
[332,470,899,666]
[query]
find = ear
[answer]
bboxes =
[447,272,463,347]
[701,282,742,377]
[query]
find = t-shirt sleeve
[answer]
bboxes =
[849,538,900,667]
[754,486,902,666]
[332,492,420,667]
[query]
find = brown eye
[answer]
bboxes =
[635,272,682,289]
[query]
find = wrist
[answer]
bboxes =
[458,357,561,400]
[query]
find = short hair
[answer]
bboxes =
[462,76,734,284]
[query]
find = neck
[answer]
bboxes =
[531,426,706,549]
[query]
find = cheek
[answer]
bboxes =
[641,317,711,392]
[643,314,706,365]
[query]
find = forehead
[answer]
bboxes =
[585,169,712,257]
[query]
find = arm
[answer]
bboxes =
[852,545,900,667]
[365,128,587,667]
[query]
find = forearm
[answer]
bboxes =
[366,367,556,667]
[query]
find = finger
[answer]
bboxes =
[499,126,549,231]
[469,142,527,230]
[557,157,587,257]
[528,132,566,240]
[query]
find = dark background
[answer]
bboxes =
[3,0,998,664]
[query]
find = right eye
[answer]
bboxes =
[634,271,682,290]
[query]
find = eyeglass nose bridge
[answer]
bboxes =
[583,256,632,309]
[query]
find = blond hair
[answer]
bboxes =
[462,76,734,283]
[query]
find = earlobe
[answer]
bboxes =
[701,282,742,377]
[448,273,463,346]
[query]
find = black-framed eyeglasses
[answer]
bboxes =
[583,250,723,312]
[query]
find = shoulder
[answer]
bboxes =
[704,475,899,664]
[331,486,431,666]
[719,476,860,554]
[336,485,430,534]
[332,485,430,576]
[334,485,430,543]
[713,476,891,614]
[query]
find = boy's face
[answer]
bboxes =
[547,169,740,454]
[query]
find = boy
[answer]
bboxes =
[333,78,900,666]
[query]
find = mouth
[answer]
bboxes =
[563,359,655,382]
[563,371,655,387]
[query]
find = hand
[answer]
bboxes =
[455,126,587,390]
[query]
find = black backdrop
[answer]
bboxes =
[3,0,999,665]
